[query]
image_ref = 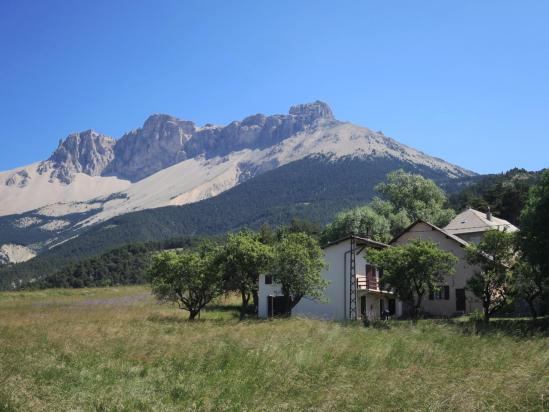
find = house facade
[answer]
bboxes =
[391,220,483,317]
[258,236,403,320]
[258,208,516,319]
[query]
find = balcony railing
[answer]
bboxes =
[356,275,379,291]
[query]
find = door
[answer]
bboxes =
[380,299,385,318]
[360,295,367,318]
[268,296,287,317]
[456,289,466,312]
[388,299,396,315]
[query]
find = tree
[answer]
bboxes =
[512,259,545,319]
[270,233,327,316]
[320,205,392,245]
[518,169,549,295]
[218,230,273,319]
[447,168,540,225]
[320,170,456,245]
[369,239,457,318]
[465,230,515,323]
[148,247,223,320]
[374,169,456,230]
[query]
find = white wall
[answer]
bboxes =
[259,240,350,320]
[392,222,482,316]
[258,239,401,320]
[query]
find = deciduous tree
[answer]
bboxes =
[374,169,456,229]
[218,230,273,319]
[149,247,223,320]
[320,206,392,244]
[270,233,327,316]
[512,259,545,319]
[465,230,516,323]
[369,239,457,318]
[517,169,549,315]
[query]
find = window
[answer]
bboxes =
[264,275,272,285]
[429,285,450,300]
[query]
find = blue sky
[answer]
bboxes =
[0,0,547,174]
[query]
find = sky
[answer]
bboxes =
[0,0,547,174]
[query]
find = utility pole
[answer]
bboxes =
[349,236,357,320]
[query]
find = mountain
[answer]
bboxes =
[0,101,474,271]
[0,155,470,288]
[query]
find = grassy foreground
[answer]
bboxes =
[0,287,548,411]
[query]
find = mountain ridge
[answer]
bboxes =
[0,101,475,268]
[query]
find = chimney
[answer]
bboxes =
[486,207,492,221]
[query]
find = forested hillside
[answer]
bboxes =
[2,161,544,290]
[446,168,543,224]
[0,156,455,289]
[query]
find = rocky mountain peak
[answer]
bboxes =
[46,130,116,183]
[104,115,196,181]
[142,114,195,135]
[289,100,334,122]
[40,101,341,183]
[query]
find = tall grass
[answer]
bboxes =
[0,286,547,411]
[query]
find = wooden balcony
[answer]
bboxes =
[356,275,379,291]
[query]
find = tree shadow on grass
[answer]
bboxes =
[204,303,241,313]
[450,316,549,338]
[146,304,243,324]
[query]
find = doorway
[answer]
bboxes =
[388,298,396,315]
[268,296,287,317]
[456,289,466,312]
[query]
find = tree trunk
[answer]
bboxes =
[527,298,538,320]
[413,293,423,319]
[239,289,250,320]
[189,310,199,321]
[283,294,293,317]
[483,287,491,324]
[252,289,259,316]
[483,304,490,324]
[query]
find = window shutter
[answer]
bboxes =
[444,286,450,300]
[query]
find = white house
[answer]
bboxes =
[258,208,516,319]
[258,236,403,320]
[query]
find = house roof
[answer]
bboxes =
[390,219,470,248]
[323,235,389,250]
[443,208,518,235]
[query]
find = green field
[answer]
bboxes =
[0,286,547,411]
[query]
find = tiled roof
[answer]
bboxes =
[390,219,470,247]
[444,208,518,235]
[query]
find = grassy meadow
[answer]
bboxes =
[0,286,548,411]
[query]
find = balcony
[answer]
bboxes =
[356,274,379,291]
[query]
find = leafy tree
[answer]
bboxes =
[270,233,327,316]
[320,170,456,245]
[512,259,545,319]
[218,230,273,319]
[369,239,457,318]
[518,170,549,278]
[320,206,392,244]
[149,247,223,320]
[258,223,277,245]
[447,168,541,225]
[465,230,516,323]
[374,169,456,230]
